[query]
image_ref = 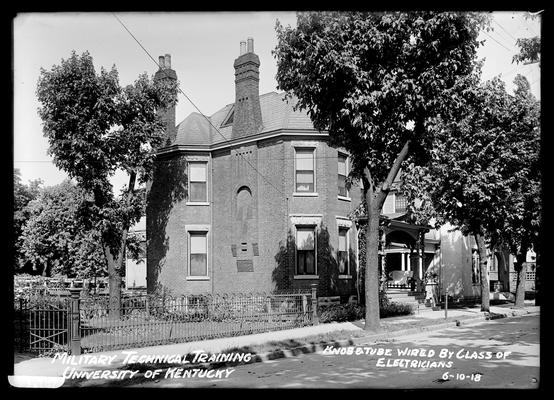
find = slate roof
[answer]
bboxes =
[174,92,317,147]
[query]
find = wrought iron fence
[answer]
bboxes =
[15,289,317,355]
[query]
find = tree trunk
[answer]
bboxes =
[364,204,381,331]
[104,171,137,320]
[474,232,489,312]
[513,245,528,308]
[105,246,122,319]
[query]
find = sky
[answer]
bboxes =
[13,11,541,192]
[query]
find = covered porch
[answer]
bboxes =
[355,213,441,307]
[380,218,439,290]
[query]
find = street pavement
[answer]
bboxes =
[132,314,540,389]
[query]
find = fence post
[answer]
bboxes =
[302,295,307,323]
[266,296,273,323]
[68,288,82,355]
[19,297,25,352]
[311,284,319,325]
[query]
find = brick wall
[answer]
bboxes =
[147,135,362,299]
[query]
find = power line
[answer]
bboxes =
[112,13,287,198]
[482,30,515,53]
[493,19,517,42]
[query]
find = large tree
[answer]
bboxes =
[403,74,540,312]
[274,11,487,329]
[21,180,107,278]
[36,51,178,316]
[489,75,541,307]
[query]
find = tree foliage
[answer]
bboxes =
[14,169,43,271]
[274,11,488,329]
[513,36,541,65]
[274,12,488,180]
[20,180,107,278]
[36,51,178,312]
[403,73,540,309]
[36,51,177,254]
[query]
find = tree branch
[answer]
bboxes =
[381,139,411,195]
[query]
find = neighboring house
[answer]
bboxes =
[125,216,147,289]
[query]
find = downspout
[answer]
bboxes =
[210,157,214,294]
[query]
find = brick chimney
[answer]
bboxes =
[232,38,262,139]
[154,54,177,145]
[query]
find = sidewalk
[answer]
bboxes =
[13,301,539,379]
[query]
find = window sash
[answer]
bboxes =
[295,149,315,192]
[338,229,349,274]
[338,251,348,274]
[338,155,348,197]
[190,232,207,276]
[296,171,314,192]
[189,163,207,182]
[295,150,314,171]
[395,194,407,213]
[297,228,315,250]
[190,182,207,202]
[297,250,315,275]
[338,174,347,197]
[188,162,208,202]
[296,227,316,275]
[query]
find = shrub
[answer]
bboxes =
[318,298,414,323]
[319,303,364,323]
[380,302,414,318]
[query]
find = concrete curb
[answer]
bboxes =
[237,308,539,367]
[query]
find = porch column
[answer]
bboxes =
[401,253,406,271]
[380,229,387,289]
[407,251,411,271]
[419,231,426,280]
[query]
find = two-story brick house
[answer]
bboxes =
[145,38,526,305]
[147,39,362,299]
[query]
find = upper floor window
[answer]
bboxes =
[395,194,408,213]
[295,148,315,193]
[338,154,348,198]
[188,162,207,202]
[338,228,349,275]
[296,226,316,275]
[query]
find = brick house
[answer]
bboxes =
[147,39,362,299]
[145,38,529,304]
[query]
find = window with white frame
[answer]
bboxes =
[189,232,208,276]
[188,162,208,202]
[395,193,408,213]
[338,228,349,275]
[295,148,315,193]
[338,154,348,198]
[296,226,316,275]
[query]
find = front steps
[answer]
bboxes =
[385,288,427,308]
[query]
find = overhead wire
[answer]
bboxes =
[112,12,287,198]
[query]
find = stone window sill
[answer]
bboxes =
[293,192,319,197]
[293,275,319,280]
[338,195,351,202]
[338,275,352,279]
[186,276,210,281]
[186,202,210,206]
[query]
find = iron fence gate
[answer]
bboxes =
[28,299,70,354]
